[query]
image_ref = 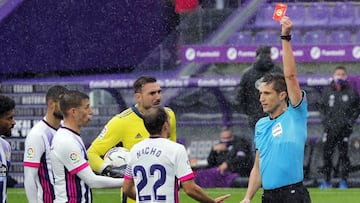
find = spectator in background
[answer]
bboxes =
[0,95,16,203]
[236,45,282,153]
[318,66,360,189]
[23,85,68,203]
[194,127,253,188]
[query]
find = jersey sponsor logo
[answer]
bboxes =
[342,94,349,102]
[135,133,142,139]
[98,127,107,139]
[69,152,79,162]
[272,122,283,138]
[26,147,35,158]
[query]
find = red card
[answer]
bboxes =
[273,3,287,21]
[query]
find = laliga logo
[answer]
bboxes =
[69,152,79,161]
[26,147,35,158]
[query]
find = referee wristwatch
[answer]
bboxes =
[280,35,292,41]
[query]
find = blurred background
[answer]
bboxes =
[1,0,360,187]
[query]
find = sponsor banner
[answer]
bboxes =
[88,78,240,89]
[181,45,360,63]
[88,76,335,89]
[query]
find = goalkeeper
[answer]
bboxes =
[87,76,177,203]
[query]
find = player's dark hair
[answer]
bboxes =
[46,85,69,103]
[261,73,287,94]
[133,76,157,93]
[59,90,89,116]
[143,106,168,135]
[0,95,15,117]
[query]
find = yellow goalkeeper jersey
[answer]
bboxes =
[87,105,176,203]
[87,105,177,173]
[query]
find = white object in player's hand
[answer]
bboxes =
[103,147,129,167]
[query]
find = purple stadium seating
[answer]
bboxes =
[227,31,253,45]
[328,30,353,44]
[354,3,360,26]
[290,30,303,45]
[355,30,360,43]
[286,3,305,26]
[303,3,330,27]
[303,30,327,45]
[252,4,278,29]
[328,2,355,28]
[254,30,279,45]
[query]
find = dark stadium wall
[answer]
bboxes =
[0,0,175,77]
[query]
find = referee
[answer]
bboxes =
[240,16,311,203]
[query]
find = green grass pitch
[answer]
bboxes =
[8,187,360,203]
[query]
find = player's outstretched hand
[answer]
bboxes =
[215,194,231,203]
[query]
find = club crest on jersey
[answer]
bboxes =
[272,122,283,138]
[26,147,35,158]
[69,152,79,162]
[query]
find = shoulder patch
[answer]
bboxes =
[69,152,80,163]
[26,147,35,159]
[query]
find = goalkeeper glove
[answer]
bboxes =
[101,165,127,178]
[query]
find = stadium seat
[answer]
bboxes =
[303,30,327,45]
[303,3,330,28]
[328,30,353,45]
[354,3,360,26]
[227,31,253,45]
[355,30,360,43]
[254,30,279,45]
[252,4,278,29]
[290,30,303,45]
[286,3,306,27]
[328,2,355,28]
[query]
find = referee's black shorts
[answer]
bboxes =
[262,182,311,203]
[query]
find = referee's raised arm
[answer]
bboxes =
[280,16,302,106]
